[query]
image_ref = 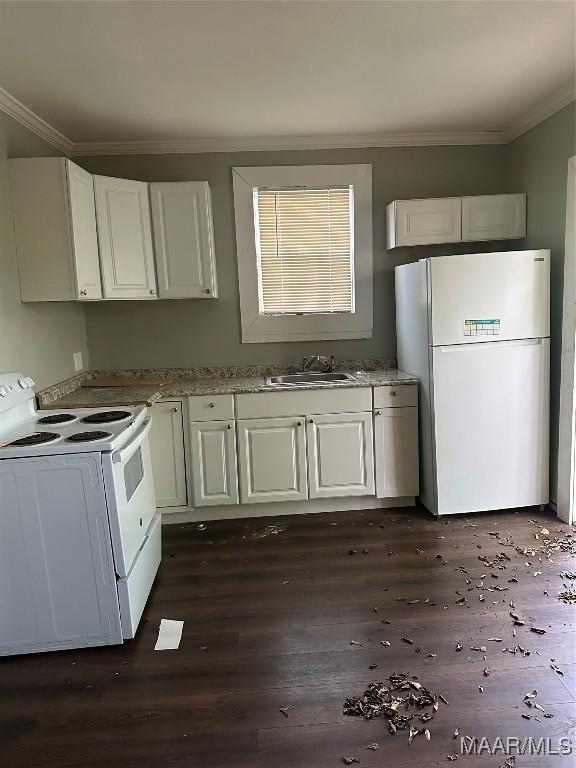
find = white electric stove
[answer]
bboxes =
[0,373,161,656]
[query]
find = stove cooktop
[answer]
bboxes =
[0,403,147,458]
[37,413,78,425]
[8,432,61,447]
[81,410,132,425]
[67,431,112,443]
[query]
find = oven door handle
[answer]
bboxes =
[112,418,152,464]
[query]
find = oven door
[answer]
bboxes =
[103,418,157,577]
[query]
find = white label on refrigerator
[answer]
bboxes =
[464,318,500,337]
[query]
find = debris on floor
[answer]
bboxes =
[343,673,445,741]
[478,552,510,569]
[550,659,564,675]
[249,523,287,539]
[154,618,184,651]
[558,586,576,603]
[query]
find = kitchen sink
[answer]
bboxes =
[266,372,356,386]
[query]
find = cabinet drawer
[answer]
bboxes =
[236,387,372,419]
[373,384,417,408]
[187,394,234,421]
[117,514,161,640]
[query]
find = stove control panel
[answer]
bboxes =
[0,373,36,415]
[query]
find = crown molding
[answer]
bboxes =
[504,83,576,143]
[0,85,73,154]
[69,130,505,156]
[0,81,572,157]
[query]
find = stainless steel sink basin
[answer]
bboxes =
[266,372,356,386]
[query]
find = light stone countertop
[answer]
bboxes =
[39,369,418,409]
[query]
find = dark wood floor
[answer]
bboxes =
[1,505,575,767]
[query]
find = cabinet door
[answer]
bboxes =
[237,418,307,503]
[374,407,419,498]
[66,161,102,300]
[149,402,187,508]
[461,193,526,242]
[150,181,218,299]
[94,175,158,299]
[307,412,374,498]
[189,420,238,506]
[390,198,461,248]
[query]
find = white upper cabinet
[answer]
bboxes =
[94,175,158,300]
[387,193,526,249]
[387,198,462,249]
[461,193,526,242]
[9,158,102,301]
[66,162,102,300]
[150,182,218,299]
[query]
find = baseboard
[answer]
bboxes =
[161,496,416,524]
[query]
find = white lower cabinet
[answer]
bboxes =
[374,406,419,498]
[307,412,375,498]
[189,420,239,506]
[182,385,419,511]
[237,417,307,504]
[149,401,188,509]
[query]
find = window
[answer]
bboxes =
[233,164,372,343]
[255,186,354,315]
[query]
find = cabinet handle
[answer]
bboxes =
[297,421,302,426]
[172,407,178,413]
[204,288,211,295]
[208,402,215,408]
[79,289,87,296]
[227,424,232,430]
[309,418,314,424]
[149,289,156,295]
[390,390,397,396]
[375,409,382,416]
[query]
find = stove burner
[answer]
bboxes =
[37,413,77,425]
[81,410,131,425]
[67,431,112,443]
[8,432,60,447]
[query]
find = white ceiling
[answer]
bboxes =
[0,0,573,153]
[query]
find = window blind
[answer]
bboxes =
[255,186,354,315]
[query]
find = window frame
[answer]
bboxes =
[232,164,373,343]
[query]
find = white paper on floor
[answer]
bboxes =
[154,619,184,650]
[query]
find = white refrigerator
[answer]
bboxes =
[396,249,550,516]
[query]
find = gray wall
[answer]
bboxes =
[79,145,509,369]
[0,113,90,388]
[506,103,576,502]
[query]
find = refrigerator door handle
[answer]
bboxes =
[435,338,545,352]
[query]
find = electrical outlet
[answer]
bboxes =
[73,352,83,372]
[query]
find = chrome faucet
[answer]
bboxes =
[302,354,336,373]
